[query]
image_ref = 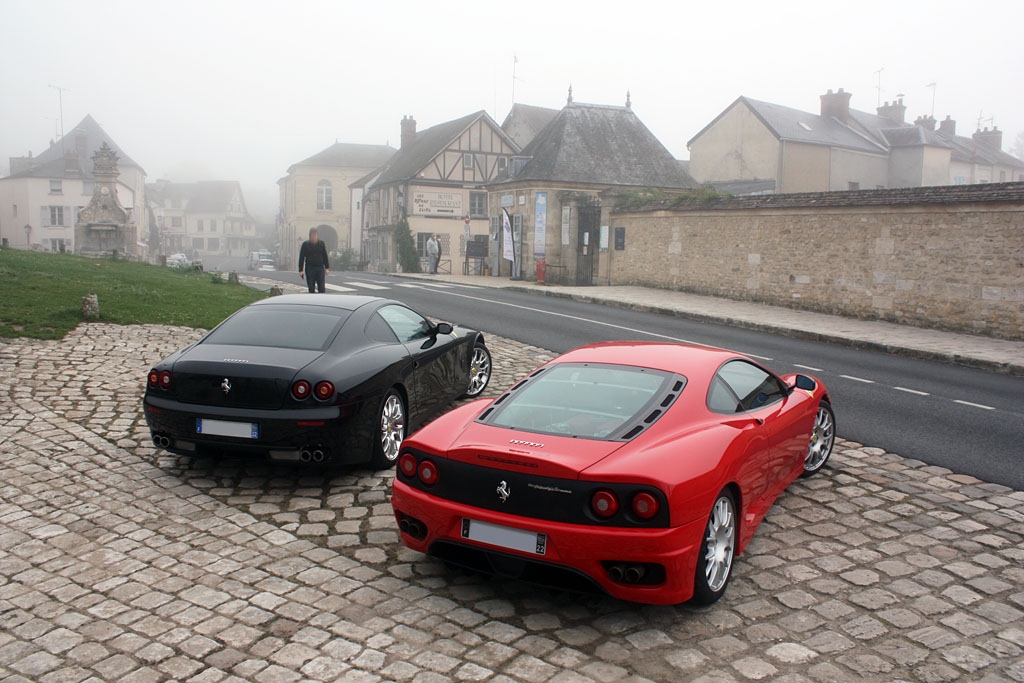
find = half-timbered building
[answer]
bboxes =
[362,111,520,272]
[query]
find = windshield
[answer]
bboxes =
[203,306,349,351]
[484,363,680,440]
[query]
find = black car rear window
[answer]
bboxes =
[203,306,350,351]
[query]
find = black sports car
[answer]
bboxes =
[144,294,492,469]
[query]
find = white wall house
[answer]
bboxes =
[0,115,146,253]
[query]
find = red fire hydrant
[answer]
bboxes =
[536,259,547,285]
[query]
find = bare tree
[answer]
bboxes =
[1011,129,1024,162]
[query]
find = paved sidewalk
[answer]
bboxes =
[388,272,1024,376]
[1,324,1022,682]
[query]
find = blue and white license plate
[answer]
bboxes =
[196,418,258,439]
[462,518,546,555]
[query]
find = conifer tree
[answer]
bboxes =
[393,210,421,273]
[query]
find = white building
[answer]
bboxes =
[0,115,146,252]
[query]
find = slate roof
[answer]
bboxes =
[497,103,696,188]
[935,131,1024,169]
[689,96,953,157]
[614,180,1024,213]
[147,180,247,214]
[370,110,517,187]
[7,114,144,179]
[501,103,559,148]
[849,109,948,149]
[291,143,396,171]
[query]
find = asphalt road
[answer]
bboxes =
[260,269,1024,490]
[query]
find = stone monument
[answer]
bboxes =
[75,142,136,258]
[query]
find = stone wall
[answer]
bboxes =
[608,184,1024,339]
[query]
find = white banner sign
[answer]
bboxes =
[502,210,514,261]
[412,191,463,215]
[534,192,547,257]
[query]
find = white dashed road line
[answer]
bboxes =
[840,375,876,384]
[954,400,996,410]
[325,284,356,293]
[895,387,930,396]
[343,282,390,290]
[794,364,823,372]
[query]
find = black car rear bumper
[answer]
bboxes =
[143,394,375,465]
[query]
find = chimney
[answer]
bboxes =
[400,115,416,150]
[820,88,853,124]
[876,97,906,124]
[914,115,936,131]
[972,126,1002,151]
[9,153,33,175]
[938,116,956,136]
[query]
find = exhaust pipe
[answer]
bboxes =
[398,515,427,540]
[624,565,646,584]
[300,449,312,462]
[312,449,325,462]
[152,434,171,448]
[607,564,624,583]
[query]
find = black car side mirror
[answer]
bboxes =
[434,322,453,335]
[791,374,817,391]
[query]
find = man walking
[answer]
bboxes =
[298,227,330,293]
[426,233,439,274]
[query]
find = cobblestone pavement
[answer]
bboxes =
[1,323,1023,683]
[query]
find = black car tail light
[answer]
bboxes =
[147,369,159,388]
[417,459,439,486]
[314,381,335,401]
[591,489,619,519]
[291,380,312,400]
[399,453,418,478]
[158,370,172,389]
[631,492,659,520]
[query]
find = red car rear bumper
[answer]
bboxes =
[392,479,705,605]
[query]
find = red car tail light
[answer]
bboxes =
[291,380,312,400]
[631,492,659,520]
[417,459,439,486]
[158,370,172,389]
[314,381,335,401]
[399,453,418,478]
[147,369,159,388]
[591,490,619,519]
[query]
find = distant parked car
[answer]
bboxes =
[256,259,276,272]
[249,250,273,270]
[166,253,189,267]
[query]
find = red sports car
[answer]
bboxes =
[391,342,835,605]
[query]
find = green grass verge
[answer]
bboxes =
[0,248,266,339]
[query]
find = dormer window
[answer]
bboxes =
[50,179,63,194]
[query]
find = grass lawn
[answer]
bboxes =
[0,248,266,339]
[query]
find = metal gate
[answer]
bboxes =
[575,203,601,285]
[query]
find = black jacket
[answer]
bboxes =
[298,240,330,271]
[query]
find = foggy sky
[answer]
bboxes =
[2,0,1022,221]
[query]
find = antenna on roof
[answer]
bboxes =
[511,54,518,105]
[926,82,937,118]
[48,84,70,154]
[873,67,884,107]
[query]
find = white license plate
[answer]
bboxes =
[196,418,259,439]
[461,518,546,555]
